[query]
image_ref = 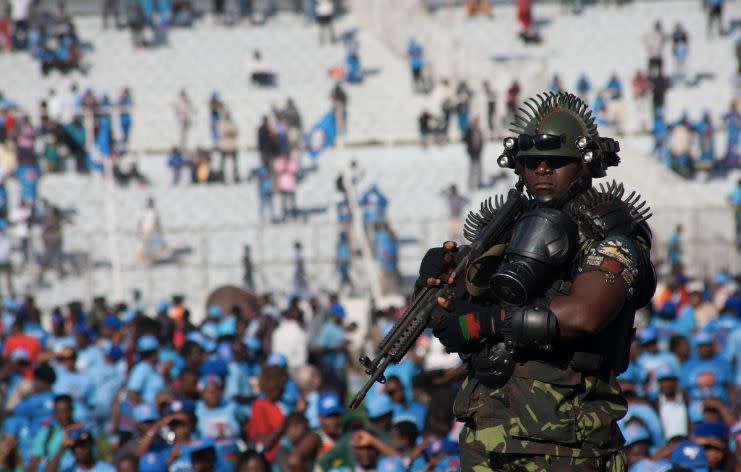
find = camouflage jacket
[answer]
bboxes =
[454,184,656,458]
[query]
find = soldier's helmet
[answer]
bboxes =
[498,91,620,178]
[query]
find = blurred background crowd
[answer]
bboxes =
[0,0,740,471]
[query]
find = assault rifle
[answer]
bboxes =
[350,189,526,409]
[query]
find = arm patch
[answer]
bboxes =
[581,236,639,293]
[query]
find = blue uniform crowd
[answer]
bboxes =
[0,291,465,472]
[619,273,741,471]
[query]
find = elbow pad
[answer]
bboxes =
[500,305,559,350]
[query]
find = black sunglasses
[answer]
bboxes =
[522,156,575,170]
[518,133,565,151]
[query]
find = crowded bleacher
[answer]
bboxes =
[0,0,740,471]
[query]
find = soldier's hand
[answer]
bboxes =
[415,241,459,294]
[432,306,497,353]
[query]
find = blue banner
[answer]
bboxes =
[305,111,337,159]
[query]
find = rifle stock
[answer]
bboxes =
[350,189,525,409]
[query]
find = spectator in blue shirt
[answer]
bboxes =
[118,88,133,146]
[406,37,424,92]
[606,73,623,100]
[723,102,740,167]
[359,183,388,232]
[73,327,104,373]
[45,427,115,472]
[248,164,274,223]
[313,308,348,397]
[127,335,165,405]
[167,147,188,185]
[27,394,76,472]
[4,363,56,464]
[52,347,94,424]
[336,232,352,293]
[195,375,242,442]
[89,344,126,435]
[681,332,733,403]
[384,376,427,432]
[576,73,592,101]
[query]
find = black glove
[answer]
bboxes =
[414,242,463,295]
[432,302,498,353]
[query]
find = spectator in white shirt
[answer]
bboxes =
[270,301,308,373]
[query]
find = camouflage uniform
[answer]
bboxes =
[453,226,652,472]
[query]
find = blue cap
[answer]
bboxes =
[9,348,30,362]
[377,456,405,472]
[165,398,196,415]
[156,300,170,314]
[207,305,223,318]
[669,440,709,470]
[318,392,344,417]
[660,301,678,317]
[107,344,124,362]
[365,393,393,419]
[623,423,652,447]
[74,325,94,339]
[693,421,729,442]
[198,374,224,391]
[216,317,236,337]
[133,403,159,423]
[102,315,122,330]
[638,326,658,344]
[695,331,714,345]
[136,335,159,352]
[186,332,216,352]
[139,451,168,472]
[199,358,228,377]
[266,352,288,367]
[329,303,346,319]
[656,364,679,381]
[424,438,460,457]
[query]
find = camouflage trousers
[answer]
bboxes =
[461,447,627,472]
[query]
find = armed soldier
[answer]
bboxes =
[419,92,656,471]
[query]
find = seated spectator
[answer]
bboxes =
[45,427,114,472]
[248,50,276,87]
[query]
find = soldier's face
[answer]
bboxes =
[522,156,583,201]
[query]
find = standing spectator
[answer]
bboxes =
[242,244,254,290]
[271,303,308,371]
[166,146,188,185]
[407,37,424,93]
[670,113,696,178]
[576,73,592,102]
[292,241,309,300]
[650,67,671,123]
[217,111,239,183]
[127,335,164,405]
[728,179,741,248]
[455,81,472,136]
[696,110,715,173]
[173,89,194,151]
[246,366,288,462]
[359,183,388,240]
[118,87,133,146]
[0,227,13,298]
[722,101,740,168]
[375,222,399,293]
[463,116,484,191]
[331,82,348,136]
[505,80,520,125]
[37,206,67,284]
[549,74,564,93]
[248,163,274,222]
[632,70,652,132]
[671,23,689,84]
[313,306,348,396]
[136,197,165,264]
[273,153,299,221]
[15,115,36,162]
[706,0,724,37]
[667,224,683,274]
[482,80,496,138]
[441,184,470,242]
[257,116,278,167]
[208,92,224,150]
[102,0,120,28]
[315,0,335,45]
[516,0,539,42]
[10,200,31,267]
[643,20,667,74]
[336,231,352,293]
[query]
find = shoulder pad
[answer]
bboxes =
[463,194,507,242]
[567,180,652,241]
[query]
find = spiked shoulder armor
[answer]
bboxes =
[463,194,509,242]
[566,180,652,244]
